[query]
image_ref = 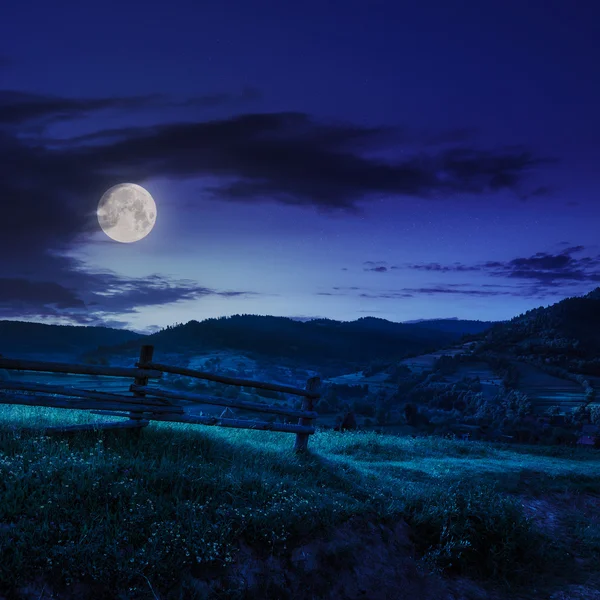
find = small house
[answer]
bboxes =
[577,435,598,447]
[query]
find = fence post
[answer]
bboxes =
[129,345,154,424]
[294,376,320,453]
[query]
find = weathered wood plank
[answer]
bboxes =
[295,377,320,453]
[0,392,183,414]
[0,357,162,379]
[130,384,319,419]
[141,362,319,399]
[144,411,316,434]
[0,380,176,407]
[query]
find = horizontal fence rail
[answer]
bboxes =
[0,345,321,451]
[0,392,184,414]
[0,380,172,406]
[140,362,319,399]
[0,357,163,379]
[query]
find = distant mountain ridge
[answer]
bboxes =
[0,315,497,365]
[0,320,143,357]
[86,314,495,366]
[402,318,498,335]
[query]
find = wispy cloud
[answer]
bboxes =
[0,258,261,326]
[0,88,262,128]
[405,246,600,287]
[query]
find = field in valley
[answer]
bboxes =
[510,361,586,412]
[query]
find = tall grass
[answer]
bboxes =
[0,405,598,598]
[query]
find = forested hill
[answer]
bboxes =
[472,287,600,374]
[92,315,494,366]
[0,321,143,356]
[403,318,497,335]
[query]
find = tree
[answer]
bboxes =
[403,403,417,426]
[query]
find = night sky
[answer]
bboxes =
[1,1,599,333]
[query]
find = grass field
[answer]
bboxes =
[323,370,397,393]
[0,405,599,599]
[399,347,467,374]
[509,361,585,412]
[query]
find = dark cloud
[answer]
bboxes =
[408,262,480,273]
[327,247,600,303]
[404,246,600,290]
[35,112,552,215]
[0,279,85,309]
[358,292,415,299]
[398,287,509,297]
[0,91,162,127]
[484,247,600,286]
[320,283,565,301]
[0,88,262,129]
[363,260,396,272]
[0,89,553,324]
[0,259,261,325]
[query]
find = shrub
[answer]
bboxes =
[406,482,561,583]
[352,399,375,417]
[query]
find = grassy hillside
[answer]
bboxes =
[0,406,598,599]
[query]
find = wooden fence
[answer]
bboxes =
[0,345,321,452]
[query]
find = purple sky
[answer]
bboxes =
[1,0,600,332]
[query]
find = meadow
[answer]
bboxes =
[0,405,599,599]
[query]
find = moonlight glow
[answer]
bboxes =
[97,183,157,243]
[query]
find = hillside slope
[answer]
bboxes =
[475,287,600,375]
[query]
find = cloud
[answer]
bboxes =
[34,111,552,215]
[0,89,554,324]
[0,91,162,127]
[0,88,262,129]
[404,246,600,291]
[367,266,388,273]
[397,287,509,297]
[320,283,566,301]
[0,259,261,325]
[408,262,480,273]
[363,261,389,272]
[328,246,600,303]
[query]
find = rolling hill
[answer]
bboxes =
[405,318,499,335]
[474,287,600,376]
[83,315,496,367]
[0,320,143,357]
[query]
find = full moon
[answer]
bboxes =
[97,183,157,243]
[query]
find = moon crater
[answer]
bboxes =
[97,183,157,243]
